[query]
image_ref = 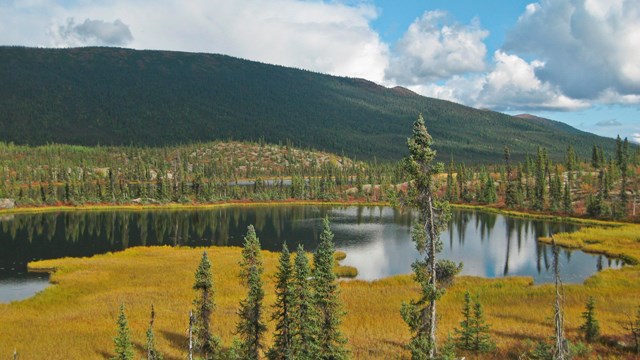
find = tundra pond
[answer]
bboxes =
[0,205,623,302]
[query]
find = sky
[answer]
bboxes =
[1,0,639,143]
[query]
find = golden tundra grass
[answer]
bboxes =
[0,224,639,359]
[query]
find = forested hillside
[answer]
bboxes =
[0,46,622,162]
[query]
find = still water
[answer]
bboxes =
[0,206,623,302]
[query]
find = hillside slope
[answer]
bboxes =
[0,46,620,162]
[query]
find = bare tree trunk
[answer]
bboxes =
[426,194,437,358]
[188,311,194,360]
[552,238,567,360]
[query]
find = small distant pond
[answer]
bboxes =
[0,206,623,302]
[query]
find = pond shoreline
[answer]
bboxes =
[0,199,640,265]
[0,199,629,226]
[3,199,636,281]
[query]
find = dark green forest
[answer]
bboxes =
[0,46,622,162]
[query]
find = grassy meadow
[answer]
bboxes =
[0,221,639,359]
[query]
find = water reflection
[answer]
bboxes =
[335,208,623,283]
[0,206,624,300]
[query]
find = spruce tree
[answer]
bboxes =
[504,146,517,208]
[563,181,572,214]
[291,244,320,359]
[267,243,295,360]
[454,291,473,350]
[400,114,451,359]
[313,217,348,360]
[455,292,493,352]
[236,225,267,360]
[534,147,547,210]
[579,296,599,343]
[471,296,494,352]
[112,304,134,360]
[591,145,600,170]
[618,137,630,218]
[550,166,563,211]
[145,305,163,360]
[445,157,456,202]
[192,251,219,359]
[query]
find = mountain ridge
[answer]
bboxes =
[0,46,621,162]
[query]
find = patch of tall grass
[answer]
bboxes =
[540,224,640,265]
[0,243,638,359]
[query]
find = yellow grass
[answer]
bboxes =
[0,242,638,359]
[540,223,640,265]
[1,204,639,358]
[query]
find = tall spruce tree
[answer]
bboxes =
[533,147,547,211]
[550,166,563,211]
[471,296,494,352]
[579,297,599,343]
[400,114,451,359]
[112,304,134,360]
[291,244,320,359]
[454,291,473,350]
[267,243,295,360]
[236,225,267,360]
[564,145,576,214]
[192,251,219,359]
[313,217,348,360]
[563,181,573,214]
[618,137,630,218]
[504,146,517,208]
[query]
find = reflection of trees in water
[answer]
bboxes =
[454,210,470,246]
[505,217,514,276]
[597,255,603,272]
[0,206,352,256]
[476,211,497,242]
[0,207,616,281]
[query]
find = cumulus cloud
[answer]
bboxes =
[414,51,589,111]
[596,88,640,105]
[52,18,133,46]
[595,119,622,127]
[386,11,488,84]
[1,0,389,82]
[504,0,640,100]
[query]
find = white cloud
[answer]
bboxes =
[414,51,589,111]
[595,88,640,105]
[504,0,640,100]
[1,0,389,82]
[386,10,488,84]
[52,18,132,46]
[595,119,622,127]
[476,51,588,111]
[408,75,485,106]
[633,133,640,144]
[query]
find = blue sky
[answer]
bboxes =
[1,0,639,142]
[371,0,527,49]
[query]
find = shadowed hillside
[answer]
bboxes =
[0,46,622,162]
